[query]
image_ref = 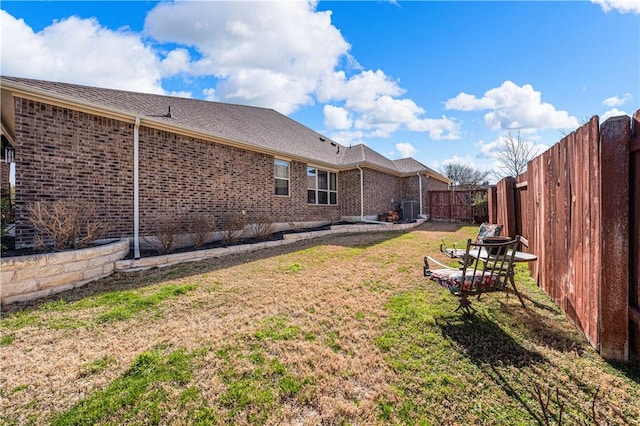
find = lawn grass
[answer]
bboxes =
[1,222,638,425]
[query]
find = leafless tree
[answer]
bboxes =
[441,163,489,188]
[494,131,541,179]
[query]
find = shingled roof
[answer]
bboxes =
[0,76,449,182]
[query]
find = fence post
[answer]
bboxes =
[629,110,640,358]
[599,115,630,361]
[497,177,517,238]
[488,185,498,224]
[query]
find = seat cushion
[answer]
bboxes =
[475,223,504,243]
[429,268,504,294]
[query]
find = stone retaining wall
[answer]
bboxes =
[1,239,129,305]
[116,220,424,272]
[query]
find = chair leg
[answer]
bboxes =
[509,276,526,307]
[423,257,431,277]
[454,294,475,313]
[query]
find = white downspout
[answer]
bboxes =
[356,164,364,221]
[133,116,141,259]
[417,172,423,217]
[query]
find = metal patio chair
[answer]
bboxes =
[425,236,522,313]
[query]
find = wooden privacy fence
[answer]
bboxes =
[429,189,487,222]
[490,111,640,362]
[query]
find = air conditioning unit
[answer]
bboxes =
[401,200,417,222]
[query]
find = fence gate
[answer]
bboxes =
[428,190,487,222]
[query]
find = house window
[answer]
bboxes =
[274,159,289,196]
[307,167,337,205]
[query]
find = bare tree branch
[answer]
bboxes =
[440,163,489,188]
[494,130,541,179]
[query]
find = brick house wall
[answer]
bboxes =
[14,98,135,247]
[137,128,341,234]
[399,174,449,218]
[338,169,361,218]
[362,168,402,216]
[13,98,344,247]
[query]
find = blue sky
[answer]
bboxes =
[1,0,638,180]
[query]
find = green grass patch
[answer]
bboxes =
[50,347,202,425]
[1,333,15,346]
[1,284,197,331]
[254,316,301,341]
[78,355,116,378]
[215,343,311,425]
[376,286,639,425]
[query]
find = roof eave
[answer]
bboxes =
[0,79,341,170]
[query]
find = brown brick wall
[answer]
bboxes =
[339,168,361,217]
[138,129,341,233]
[12,97,442,246]
[399,175,448,218]
[13,99,343,246]
[362,168,402,216]
[14,98,135,247]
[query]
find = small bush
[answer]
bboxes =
[144,216,181,254]
[219,212,248,246]
[189,213,216,248]
[26,199,105,250]
[248,214,275,241]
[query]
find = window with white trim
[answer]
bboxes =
[307,167,337,205]
[274,159,290,196]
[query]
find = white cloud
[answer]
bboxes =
[591,0,640,14]
[0,11,164,94]
[203,88,217,101]
[160,48,192,77]
[144,0,349,114]
[602,93,632,107]
[327,130,367,147]
[443,155,478,168]
[317,70,405,110]
[168,91,192,99]
[396,142,417,158]
[445,81,579,131]
[601,108,629,122]
[323,105,353,130]
[319,70,460,140]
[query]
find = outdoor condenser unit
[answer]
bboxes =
[401,200,417,222]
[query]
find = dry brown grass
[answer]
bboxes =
[1,222,638,425]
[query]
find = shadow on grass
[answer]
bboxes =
[438,314,544,367]
[437,314,546,422]
[1,228,412,315]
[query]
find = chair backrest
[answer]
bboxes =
[461,235,521,293]
[474,223,504,244]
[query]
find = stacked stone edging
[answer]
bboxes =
[115,220,424,272]
[1,239,129,305]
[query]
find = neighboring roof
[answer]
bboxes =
[0,76,450,183]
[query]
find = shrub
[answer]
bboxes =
[248,214,275,241]
[219,212,248,246]
[26,199,105,251]
[144,216,181,254]
[189,213,216,248]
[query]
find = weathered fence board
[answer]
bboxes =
[599,115,630,360]
[428,189,487,222]
[490,111,639,361]
[631,111,640,356]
